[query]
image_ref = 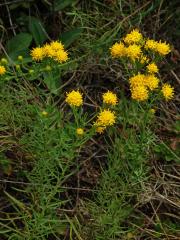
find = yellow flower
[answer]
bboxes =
[144,75,159,90]
[126,44,141,61]
[124,29,143,44]
[131,85,149,101]
[43,44,56,58]
[102,91,118,105]
[1,58,8,65]
[65,90,83,107]
[161,83,174,100]
[155,41,171,55]
[54,50,68,63]
[110,42,126,58]
[145,39,157,51]
[41,111,48,116]
[31,47,44,61]
[129,73,145,88]
[76,128,84,135]
[147,63,158,73]
[50,41,64,51]
[96,109,116,127]
[0,65,6,75]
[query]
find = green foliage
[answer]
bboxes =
[6,33,32,59]
[54,0,76,11]
[28,16,48,45]
[60,28,83,47]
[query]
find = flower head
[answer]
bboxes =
[131,85,149,101]
[31,47,44,61]
[50,41,64,51]
[54,50,68,63]
[124,29,143,44]
[0,65,6,75]
[110,42,126,58]
[144,75,159,90]
[145,39,157,51]
[155,41,171,55]
[76,128,84,135]
[161,83,174,100]
[126,44,142,61]
[129,73,145,88]
[147,63,158,73]
[102,91,118,106]
[96,109,116,127]
[43,44,56,58]
[65,90,83,107]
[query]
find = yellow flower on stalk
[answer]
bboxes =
[50,41,64,51]
[131,85,149,101]
[102,91,118,106]
[0,65,6,75]
[124,29,143,44]
[144,75,159,90]
[145,39,157,51]
[129,73,145,88]
[110,42,126,58]
[155,41,171,55]
[31,47,44,61]
[76,128,84,135]
[147,63,158,73]
[65,90,83,107]
[161,83,174,100]
[126,44,142,61]
[96,109,116,127]
[54,50,68,63]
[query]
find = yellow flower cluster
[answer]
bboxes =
[65,90,83,107]
[129,73,159,101]
[110,29,171,61]
[145,39,171,55]
[30,41,68,63]
[110,29,174,102]
[0,65,6,75]
[102,91,118,106]
[94,91,117,133]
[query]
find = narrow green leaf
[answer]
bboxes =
[29,16,48,45]
[60,28,83,47]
